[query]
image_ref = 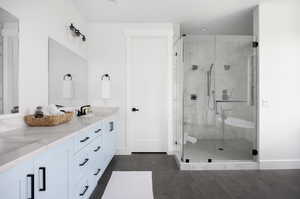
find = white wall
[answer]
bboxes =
[258,0,300,169]
[88,23,174,154]
[0,0,87,114]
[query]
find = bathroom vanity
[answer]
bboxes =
[0,108,118,199]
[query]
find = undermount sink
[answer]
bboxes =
[217,116,255,129]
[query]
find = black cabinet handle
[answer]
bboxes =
[79,158,89,167]
[27,174,34,199]
[39,167,46,191]
[94,146,101,152]
[94,169,101,176]
[109,121,114,132]
[95,129,101,134]
[80,137,90,143]
[79,185,89,196]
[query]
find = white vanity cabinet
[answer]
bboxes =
[0,113,118,199]
[0,141,70,199]
[0,159,34,199]
[33,140,70,199]
[69,116,117,199]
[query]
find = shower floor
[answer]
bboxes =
[184,139,253,163]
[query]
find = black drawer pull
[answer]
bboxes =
[79,158,89,167]
[80,137,90,143]
[79,185,89,196]
[94,169,101,176]
[94,146,101,152]
[95,129,102,133]
[27,174,35,199]
[39,167,46,191]
[109,122,114,132]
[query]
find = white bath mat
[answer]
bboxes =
[102,171,154,199]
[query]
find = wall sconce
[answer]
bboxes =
[69,23,87,42]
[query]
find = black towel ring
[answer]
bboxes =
[63,74,72,80]
[101,74,111,81]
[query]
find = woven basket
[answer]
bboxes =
[24,112,74,127]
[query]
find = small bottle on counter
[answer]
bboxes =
[34,106,44,118]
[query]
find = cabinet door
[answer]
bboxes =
[34,141,70,199]
[102,118,117,168]
[0,159,34,199]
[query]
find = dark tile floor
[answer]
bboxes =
[90,154,300,199]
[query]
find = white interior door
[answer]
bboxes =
[127,34,169,152]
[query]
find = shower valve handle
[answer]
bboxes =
[131,107,139,112]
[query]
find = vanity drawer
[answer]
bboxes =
[74,129,93,153]
[72,149,91,182]
[91,121,103,138]
[90,136,103,157]
[74,177,91,199]
[89,165,103,191]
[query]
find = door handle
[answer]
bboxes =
[79,185,89,196]
[94,169,101,176]
[131,107,139,112]
[27,174,35,199]
[95,129,102,134]
[80,137,90,143]
[79,158,89,167]
[39,167,46,191]
[94,146,101,152]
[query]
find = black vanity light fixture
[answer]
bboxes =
[69,23,86,42]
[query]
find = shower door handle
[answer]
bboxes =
[131,107,139,112]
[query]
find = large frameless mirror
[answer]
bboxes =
[0,7,19,115]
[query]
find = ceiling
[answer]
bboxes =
[73,0,261,35]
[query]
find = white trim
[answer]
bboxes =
[124,29,174,154]
[259,159,300,170]
[116,148,130,155]
[180,161,259,171]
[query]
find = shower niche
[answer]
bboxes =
[181,35,257,163]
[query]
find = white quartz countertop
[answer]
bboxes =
[0,107,119,173]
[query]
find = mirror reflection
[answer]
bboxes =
[0,7,19,114]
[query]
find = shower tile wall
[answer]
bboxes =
[183,36,216,139]
[183,35,256,144]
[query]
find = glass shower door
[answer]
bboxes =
[181,35,257,163]
[214,35,257,161]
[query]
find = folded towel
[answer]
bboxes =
[44,104,64,116]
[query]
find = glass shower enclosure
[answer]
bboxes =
[177,35,258,163]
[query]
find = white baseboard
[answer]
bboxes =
[259,159,300,170]
[116,148,130,155]
[180,161,259,170]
